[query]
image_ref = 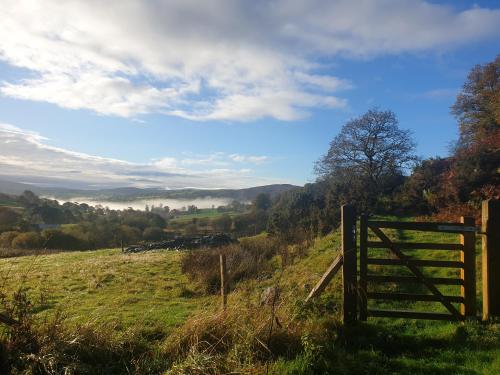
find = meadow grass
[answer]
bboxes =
[261,218,499,374]
[0,216,498,373]
[0,249,210,332]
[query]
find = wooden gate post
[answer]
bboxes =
[220,254,227,311]
[482,199,500,320]
[342,204,357,324]
[359,214,368,321]
[460,216,476,318]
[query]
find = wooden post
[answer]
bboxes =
[220,254,227,311]
[482,199,500,320]
[342,204,357,324]
[305,254,343,302]
[359,214,368,321]
[460,216,476,318]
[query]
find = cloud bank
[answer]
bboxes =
[0,123,280,189]
[1,0,499,121]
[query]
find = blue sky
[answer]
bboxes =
[0,0,499,189]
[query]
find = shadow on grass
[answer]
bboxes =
[310,322,499,375]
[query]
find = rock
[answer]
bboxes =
[123,233,237,253]
[260,286,280,306]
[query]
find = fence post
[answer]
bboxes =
[482,199,500,320]
[220,254,227,311]
[342,204,357,324]
[460,216,476,318]
[359,214,368,321]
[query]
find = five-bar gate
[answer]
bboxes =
[359,216,477,321]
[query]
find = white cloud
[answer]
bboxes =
[0,0,499,121]
[229,154,268,164]
[421,88,458,100]
[0,123,281,189]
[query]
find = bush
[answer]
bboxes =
[0,231,20,248]
[233,210,269,236]
[181,235,284,293]
[163,304,329,374]
[143,226,164,241]
[11,232,42,249]
[41,229,83,250]
[119,225,142,244]
[211,214,232,232]
[0,207,21,231]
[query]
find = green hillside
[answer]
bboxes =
[0,219,498,373]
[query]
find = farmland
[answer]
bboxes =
[0,219,498,373]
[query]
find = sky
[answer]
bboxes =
[0,0,499,190]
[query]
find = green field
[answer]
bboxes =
[228,219,499,374]
[0,249,210,331]
[0,218,498,373]
[169,208,244,223]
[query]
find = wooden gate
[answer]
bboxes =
[359,216,477,321]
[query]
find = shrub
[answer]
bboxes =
[11,232,42,249]
[41,229,83,250]
[119,225,142,244]
[0,207,21,231]
[181,235,284,293]
[143,226,164,241]
[163,304,319,373]
[0,231,20,248]
[184,223,198,235]
[211,214,232,232]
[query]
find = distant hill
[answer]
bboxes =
[0,179,299,202]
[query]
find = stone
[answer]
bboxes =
[123,233,237,253]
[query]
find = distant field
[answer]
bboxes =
[0,199,22,209]
[0,249,211,330]
[169,208,244,223]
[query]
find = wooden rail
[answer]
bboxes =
[358,216,475,322]
[366,258,464,268]
[367,309,456,321]
[366,275,464,286]
[306,199,500,324]
[367,241,463,250]
[367,221,477,233]
[305,254,343,302]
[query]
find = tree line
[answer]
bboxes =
[268,55,499,238]
[0,191,167,250]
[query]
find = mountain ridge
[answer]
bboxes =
[0,179,299,202]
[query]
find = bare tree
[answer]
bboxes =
[315,109,417,206]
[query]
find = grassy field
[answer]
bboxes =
[169,208,243,223]
[260,220,500,374]
[0,249,210,332]
[0,217,498,373]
